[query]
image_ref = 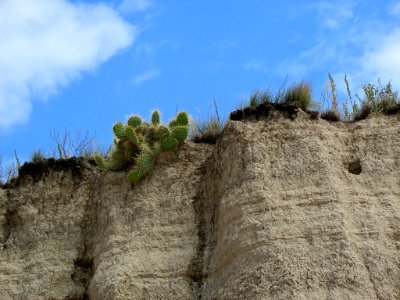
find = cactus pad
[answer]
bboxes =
[176,112,189,126]
[127,169,144,184]
[135,151,155,174]
[128,115,142,127]
[171,126,188,143]
[113,122,126,139]
[168,119,177,128]
[94,154,113,170]
[155,125,170,141]
[125,126,139,145]
[151,110,160,126]
[161,137,179,151]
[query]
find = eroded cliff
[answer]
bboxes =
[1,110,400,299]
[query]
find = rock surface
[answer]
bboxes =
[1,111,400,299]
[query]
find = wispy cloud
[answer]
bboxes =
[359,28,400,86]
[312,1,355,29]
[244,59,268,73]
[132,69,161,85]
[278,0,400,92]
[118,0,152,14]
[0,0,135,129]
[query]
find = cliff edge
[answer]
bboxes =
[1,110,400,299]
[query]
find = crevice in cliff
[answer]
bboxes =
[1,208,19,251]
[64,165,99,300]
[72,172,101,300]
[188,148,221,299]
[70,254,93,300]
[188,192,206,298]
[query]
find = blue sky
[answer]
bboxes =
[1,0,400,169]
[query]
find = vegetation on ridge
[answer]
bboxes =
[1,75,399,186]
[191,100,226,144]
[239,74,400,122]
[94,110,189,184]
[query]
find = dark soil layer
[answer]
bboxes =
[230,102,300,121]
[192,134,220,144]
[383,103,400,115]
[321,110,340,122]
[2,157,90,188]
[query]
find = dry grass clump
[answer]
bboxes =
[282,81,315,111]
[191,100,226,144]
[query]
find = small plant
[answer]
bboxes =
[354,80,400,120]
[0,153,19,185]
[328,73,339,114]
[94,110,189,184]
[283,81,314,111]
[191,100,225,144]
[14,150,21,170]
[248,90,273,107]
[31,150,46,163]
[353,103,371,121]
[50,129,101,159]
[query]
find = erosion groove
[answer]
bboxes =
[1,111,400,299]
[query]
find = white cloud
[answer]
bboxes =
[0,0,135,129]
[279,0,400,95]
[118,0,152,14]
[359,28,400,86]
[132,69,160,85]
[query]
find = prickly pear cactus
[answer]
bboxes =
[94,110,190,184]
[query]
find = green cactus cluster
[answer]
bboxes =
[94,110,189,184]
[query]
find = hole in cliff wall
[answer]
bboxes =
[70,257,93,300]
[347,159,362,175]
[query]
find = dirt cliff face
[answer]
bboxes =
[1,111,400,299]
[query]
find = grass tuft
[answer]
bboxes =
[282,81,314,111]
[191,100,226,144]
[31,150,46,163]
[248,90,274,107]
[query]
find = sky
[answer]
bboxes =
[1,0,400,170]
